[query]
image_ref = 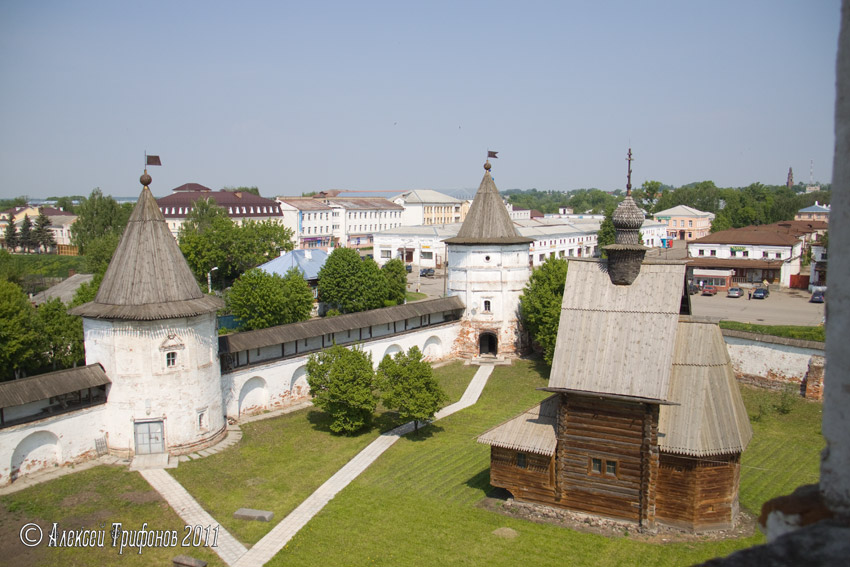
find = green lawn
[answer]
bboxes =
[168,361,478,544]
[719,321,825,342]
[0,466,225,567]
[0,360,824,566]
[405,291,428,302]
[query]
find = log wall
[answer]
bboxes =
[489,446,556,505]
[556,395,658,525]
[656,453,741,530]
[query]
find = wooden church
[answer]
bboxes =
[479,154,752,531]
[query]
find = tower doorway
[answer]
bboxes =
[479,332,498,356]
[134,421,165,455]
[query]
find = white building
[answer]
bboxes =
[392,189,469,226]
[277,198,335,249]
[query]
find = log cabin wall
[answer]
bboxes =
[656,453,741,530]
[489,446,556,505]
[556,395,658,524]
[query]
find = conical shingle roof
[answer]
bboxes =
[444,163,532,245]
[70,186,223,321]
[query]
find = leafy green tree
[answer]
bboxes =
[221,186,261,196]
[307,345,378,434]
[179,200,294,288]
[71,188,131,254]
[318,247,388,314]
[377,346,447,432]
[382,258,407,305]
[0,280,40,380]
[33,209,56,253]
[519,257,568,365]
[227,268,312,331]
[4,221,18,251]
[83,233,121,275]
[710,212,733,233]
[52,196,78,213]
[70,273,104,307]
[18,215,35,253]
[596,205,616,257]
[34,298,84,370]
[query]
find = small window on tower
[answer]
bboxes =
[516,452,527,469]
[591,458,602,473]
[166,352,177,368]
[483,300,491,312]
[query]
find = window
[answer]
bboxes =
[743,251,749,258]
[775,253,782,259]
[516,453,527,469]
[606,461,617,476]
[763,251,769,258]
[688,220,693,227]
[483,300,491,312]
[166,352,177,368]
[731,250,737,257]
[198,409,208,432]
[381,249,392,258]
[710,250,716,256]
[421,251,433,260]
[699,249,704,256]
[591,458,602,473]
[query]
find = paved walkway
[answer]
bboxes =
[145,363,495,567]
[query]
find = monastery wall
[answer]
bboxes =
[221,321,461,419]
[0,405,108,486]
[722,331,825,399]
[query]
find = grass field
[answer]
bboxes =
[0,359,825,566]
[719,320,825,342]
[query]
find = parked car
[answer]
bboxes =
[726,287,743,298]
[701,285,718,296]
[752,288,769,299]
[419,268,435,277]
[810,291,825,303]
[688,284,700,295]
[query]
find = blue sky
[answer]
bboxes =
[0,1,841,199]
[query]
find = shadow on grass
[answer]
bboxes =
[529,355,552,379]
[464,467,493,498]
[305,408,444,441]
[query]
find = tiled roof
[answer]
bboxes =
[654,205,715,218]
[692,227,800,246]
[157,187,283,219]
[324,197,403,211]
[277,198,333,211]
[392,189,462,205]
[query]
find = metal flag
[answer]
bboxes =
[487,150,498,159]
[146,155,162,166]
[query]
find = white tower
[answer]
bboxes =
[444,160,532,358]
[71,172,226,458]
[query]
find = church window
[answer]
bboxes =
[516,453,527,469]
[483,300,491,312]
[166,352,177,368]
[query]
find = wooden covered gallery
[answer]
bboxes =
[479,193,752,532]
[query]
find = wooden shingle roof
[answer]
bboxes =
[219,296,465,353]
[70,186,223,321]
[547,259,687,401]
[658,320,753,457]
[477,395,558,456]
[444,165,532,245]
[0,364,110,409]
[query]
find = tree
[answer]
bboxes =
[596,205,616,257]
[52,196,77,213]
[18,215,35,253]
[519,257,568,365]
[71,188,132,254]
[33,298,84,371]
[179,200,294,287]
[227,268,312,331]
[70,273,103,307]
[3,221,17,251]
[0,280,40,380]
[221,186,261,196]
[382,258,408,306]
[83,233,121,275]
[377,346,447,432]
[318,247,388,314]
[306,345,378,434]
[33,209,56,253]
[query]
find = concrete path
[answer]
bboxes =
[142,363,494,567]
[140,468,248,566]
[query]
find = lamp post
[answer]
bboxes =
[207,266,218,294]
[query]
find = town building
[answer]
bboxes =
[391,189,469,226]
[156,183,285,239]
[653,205,715,241]
[1,206,77,252]
[795,201,831,223]
[479,186,752,532]
[277,198,335,249]
[687,221,825,289]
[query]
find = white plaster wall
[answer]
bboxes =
[221,322,461,419]
[84,313,224,456]
[0,405,108,486]
[724,337,823,384]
